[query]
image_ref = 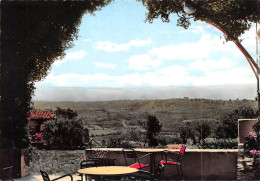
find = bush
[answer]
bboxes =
[43,118,89,150]
[106,138,133,148]
[244,119,260,156]
[180,121,211,145]
[200,139,238,149]
[169,137,183,144]
[215,106,257,139]
[120,127,144,142]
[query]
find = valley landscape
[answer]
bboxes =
[33,98,258,145]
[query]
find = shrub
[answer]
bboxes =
[120,127,143,142]
[54,107,78,119]
[169,137,183,144]
[106,138,133,148]
[43,118,89,150]
[180,121,211,145]
[201,139,238,149]
[215,106,257,139]
[244,119,260,156]
[157,136,167,146]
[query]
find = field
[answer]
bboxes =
[33,98,257,143]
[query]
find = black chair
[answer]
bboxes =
[40,170,73,181]
[130,163,164,181]
[160,145,186,179]
[0,166,13,180]
[122,148,150,170]
[79,159,102,181]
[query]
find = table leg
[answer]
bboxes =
[150,153,156,174]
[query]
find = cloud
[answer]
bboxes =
[43,62,255,87]
[53,50,87,67]
[240,25,257,54]
[126,54,162,70]
[149,34,239,61]
[94,40,153,52]
[189,58,234,72]
[95,62,117,69]
[192,67,255,86]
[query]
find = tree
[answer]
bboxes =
[215,106,257,139]
[181,121,211,145]
[54,107,78,119]
[195,122,211,144]
[139,115,162,147]
[141,0,260,108]
[43,118,89,150]
[0,1,110,148]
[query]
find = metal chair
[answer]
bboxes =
[130,163,164,181]
[79,159,102,181]
[0,166,13,180]
[160,145,186,179]
[122,148,150,170]
[40,170,73,181]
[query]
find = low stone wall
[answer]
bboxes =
[30,149,238,180]
[30,150,85,174]
[86,148,238,180]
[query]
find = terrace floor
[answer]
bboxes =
[237,143,259,180]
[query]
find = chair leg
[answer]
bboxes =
[176,165,180,176]
[179,165,183,180]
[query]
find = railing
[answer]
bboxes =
[89,139,103,149]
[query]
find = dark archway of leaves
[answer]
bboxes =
[0,1,111,148]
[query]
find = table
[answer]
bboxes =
[134,148,179,174]
[78,166,139,180]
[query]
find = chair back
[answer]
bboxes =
[80,159,102,169]
[40,170,50,181]
[122,148,140,167]
[90,149,107,159]
[154,163,164,180]
[177,145,186,163]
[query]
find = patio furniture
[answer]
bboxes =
[40,170,73,181]
[134,148,167,174]
[88,149,120,166]
[0,166,13,180]
[77,166,138,180]
[160,145,186,179]
[79,159,102,181]
[122,148,150,170]
[132,163,165,181]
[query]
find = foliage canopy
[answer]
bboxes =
[0,1,110,148]
[142,0,259,41]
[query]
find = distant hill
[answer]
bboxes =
[33,98,258,141]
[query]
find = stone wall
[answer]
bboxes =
[30,150,85,174]
[86,148,238,180]
[238,119,258,143]
[30,148,238,180]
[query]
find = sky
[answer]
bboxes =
[34,0,259,101]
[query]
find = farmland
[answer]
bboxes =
[33,98,257,142]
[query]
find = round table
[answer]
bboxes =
[78,166,138,176]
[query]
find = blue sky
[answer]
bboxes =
[34,0,258,100]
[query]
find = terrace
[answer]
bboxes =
[9,146,258,180]
[0,119,259,180]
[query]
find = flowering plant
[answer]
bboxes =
[33,133,43,141]
[244,119,260,157]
